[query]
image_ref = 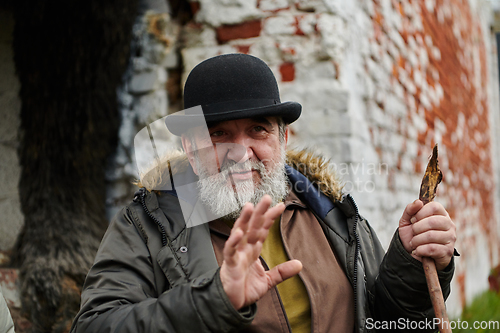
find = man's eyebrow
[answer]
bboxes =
[251,117,273,127]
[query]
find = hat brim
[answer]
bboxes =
[165,101,301,136]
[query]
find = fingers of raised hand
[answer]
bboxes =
[265,202,286,223]
[246,196,285,244]
[266,260,302,289]
[224,204,255,264]
[245,196,271,244]
[225,196,283,259]
[224,227,245,266]
[233,202,254,234]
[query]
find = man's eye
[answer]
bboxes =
[253,126,265,132]
[210,131,224,137]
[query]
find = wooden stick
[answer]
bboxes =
[422,257,451,332]
[418,144,451,333]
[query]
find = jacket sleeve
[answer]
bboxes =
[70,207,256,333]
[369,230,454,332]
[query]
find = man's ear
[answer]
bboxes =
[181,135,199,175]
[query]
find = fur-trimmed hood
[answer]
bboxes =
[137,149,344,202]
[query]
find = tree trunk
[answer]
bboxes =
[12,0,138,331]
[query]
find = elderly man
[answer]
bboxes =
[71,54,456,333]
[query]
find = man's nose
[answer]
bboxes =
[223,139,254,164]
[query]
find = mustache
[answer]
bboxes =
[220,159,266,174]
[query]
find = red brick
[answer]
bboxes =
[279,62,295,82]
[294,16,305,35]
[236,45,251,54]
[216,20,262,44]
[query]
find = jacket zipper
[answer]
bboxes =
[347,193,361,330]
[260,257,292,333]
[135,188,192,283]
[134,188,168,247]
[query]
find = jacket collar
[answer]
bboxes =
[285,165,335,219]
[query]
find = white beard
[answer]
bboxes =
[194,147,288,220]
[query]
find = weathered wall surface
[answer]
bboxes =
[361,0,500,315]
[0,9,24,251]
[124,0,498,316]
[107,1,181,219]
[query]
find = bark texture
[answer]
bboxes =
[12,0,138,331]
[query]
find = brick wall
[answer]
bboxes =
[165,0,500,316]
[107,2,180,219]
[364,0,500,313]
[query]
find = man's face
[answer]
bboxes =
[181,117,289,219]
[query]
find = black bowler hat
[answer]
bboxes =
[165,53,302,136]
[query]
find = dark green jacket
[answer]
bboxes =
[70,163,454,333]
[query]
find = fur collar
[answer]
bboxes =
[137,149,343,202]
[285,150,343,202]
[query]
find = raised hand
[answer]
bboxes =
[399,200,456,271]
[220,195,303,310]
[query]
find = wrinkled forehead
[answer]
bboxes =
[184,116,280,143]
